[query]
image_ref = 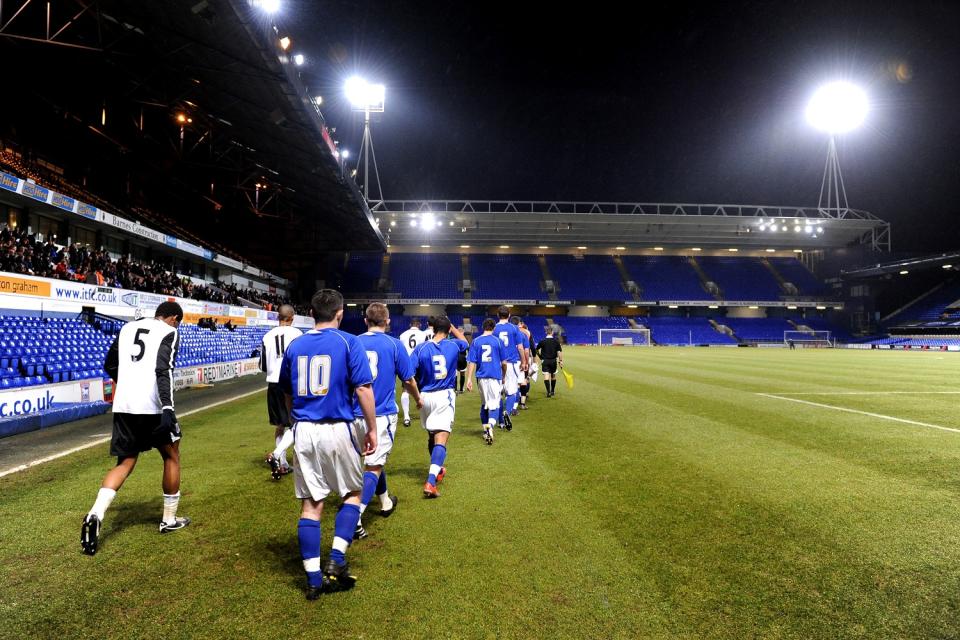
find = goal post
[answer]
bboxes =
[598,328,652,346]
[783,330,834,348]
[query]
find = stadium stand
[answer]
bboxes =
[644,316,738,345]
[621,256,714,301]
[884,279,960,325]
[341,253,385,295]
[546,255,626,300]
[721,317,793,342]
[696,257,784,300]
[0,315,267,388]
[388,253,462,298]
[553,316,631,344]
[768,258,828,295]
[0,224,292,310]
[470,254,543,300]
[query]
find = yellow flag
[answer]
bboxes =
[561,368,574,389]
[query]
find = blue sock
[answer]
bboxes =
[297,518,323,587]
[505,393,516,414]
[489,406,500,425]
[376,470,388,496]
[500,398,507,422]
[360,471,378,508]
[427,444,447,485]
[480,406,489,425]
[330,503,361,565]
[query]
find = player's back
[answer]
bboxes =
[413,338,468,392]
[399,327,428,356]
[261,325,303,382]
[469,334,505,379]
[357,331,413,415]
[494,321,522,362]
[280,328,371,423]
[111,317,178,415]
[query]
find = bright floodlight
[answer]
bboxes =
[345,76,386,111]
[421,213,436,230]
[253,0,280,13]
[293,53,305,66]
[806,81,868,134]
[340,149,349,159]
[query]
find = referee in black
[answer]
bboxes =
[81,301,190,555]
[536,325,563,397]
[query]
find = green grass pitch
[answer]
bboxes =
[3,347,960,639]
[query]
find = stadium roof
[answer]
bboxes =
[371,200,890,252]
[0,0,385,271]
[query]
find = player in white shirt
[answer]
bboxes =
[81,302,188,556]
[260,305,303,480]
[397,318,432,427]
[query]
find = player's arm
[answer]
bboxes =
[104,334,120,381]
[501,360,508,381]
[155,331,179,429]
[278,352,293,414]
[557,340,564,367]
[402,377,423,408]
[464,362,476,392]
[355,383,378,455]
[259,337,267,373]
[449,325,466,341]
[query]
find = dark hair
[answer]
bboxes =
[155,301,184,322]
[426,315,436,328]
[310,289,344,322]
[431,315,452,335]
[278,304,296,322]
[497,305,510,319]
[509,316,521,325]
[482,318,496,332]
[365,302,390,327]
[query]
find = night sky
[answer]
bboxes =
[287,1,960,252]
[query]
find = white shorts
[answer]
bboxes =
[420,389,457,433]
[292,420,364,501]
[503,362,521,395]
[478,378,503,411]
[355,414,397,467]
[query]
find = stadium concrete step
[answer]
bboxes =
[538,256,558,301]
[687,257,723,301]
[612,255,642,301]
[460,254,472,299]
[761,258,796,295]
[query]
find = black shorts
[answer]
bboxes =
[111,413,181,458]
[541,359,558,375]
[267,382,292,427]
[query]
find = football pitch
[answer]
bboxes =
[3,347,960,639]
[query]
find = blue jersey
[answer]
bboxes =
[467,334,507,380]
[353,331,415,417]
[278,328,373,423]
[412,338,469,392]
[494,321,524,363]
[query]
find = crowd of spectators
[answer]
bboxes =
[0,224,298,310]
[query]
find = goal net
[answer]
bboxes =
[598,328,651,346]
[783,330,833,348]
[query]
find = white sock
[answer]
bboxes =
[401,392,410,420]
[359,502,367,516]
[273,428,294,460]
[162,492,180,524]
[379,492,394,511]
[89,487,116,520]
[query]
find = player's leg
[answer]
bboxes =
[158,440,190,532]
[323,420,366,590]
[82,454,138,555]
[271,426,295,479]
[519,378,529,409]
[424,430,449,497]
[543,371,552,396]
[400,391,411,427]
[299,497,326,599]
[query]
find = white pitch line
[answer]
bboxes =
[0,387,266,479]
[756,393,960,435]
[774,391,960,396]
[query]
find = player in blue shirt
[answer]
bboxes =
[494,306,529,429]
[352,303,421,539]
[465,318,508,445]
[410,315,468,498]
[512,316,533,411]
[278,289,377,600]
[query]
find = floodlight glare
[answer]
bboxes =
[421,213,436,230]
[341,149,349,159]
[806,81,868,134]
[293,53,305,66]
[345,76,386,111]
[804,225,812,233]
[253,0,280,13]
